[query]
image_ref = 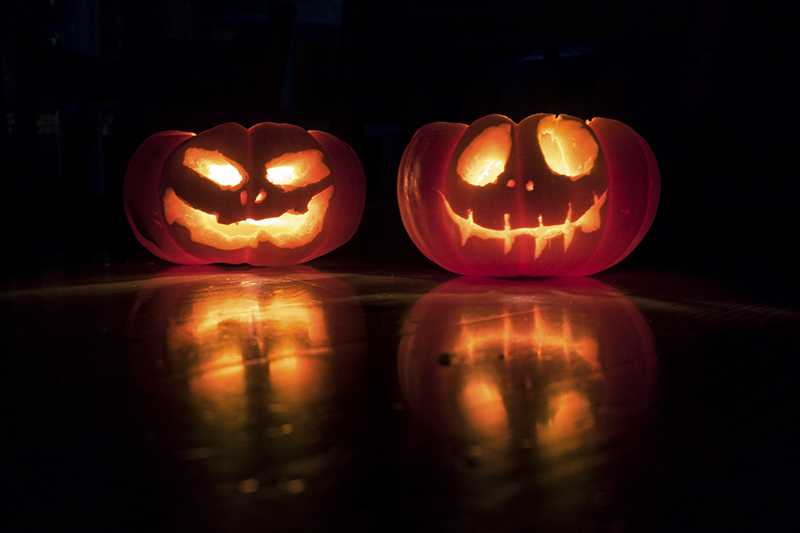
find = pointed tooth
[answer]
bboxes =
[535,236,546,258]
[563,226,574,252]
[503,213,513,254]
[459,211,474,245]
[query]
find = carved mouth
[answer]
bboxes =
[163,186,333,250]
[440,190,607,257]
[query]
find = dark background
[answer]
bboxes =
[2,0,799,302]
[2,3,800,532]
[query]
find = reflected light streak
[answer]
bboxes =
[164,284,333,433]
[537,390,595,453]
[451,303,603,448]
[460,378,509,440]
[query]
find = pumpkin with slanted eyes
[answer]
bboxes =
[397,114,659,277]
[124,122,366,266]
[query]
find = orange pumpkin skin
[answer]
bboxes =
[124,123,366,266]
[397,114,659,277]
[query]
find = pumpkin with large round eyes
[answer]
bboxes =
[124,122,366,266]
[398,113,659,277]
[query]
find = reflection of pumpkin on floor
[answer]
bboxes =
[127,267,367,489]
[448,302,606,457]
[398,276,657,464]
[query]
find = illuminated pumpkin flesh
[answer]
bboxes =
[124,123,366,266]
[398,114,659,276]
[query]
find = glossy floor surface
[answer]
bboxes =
[2,263,799,532]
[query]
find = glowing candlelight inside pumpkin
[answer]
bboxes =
[265,150,329,191]
[397,112,658,276]
[537,115,598,179]
[457,123,512,186]
[123,122,365,266]
[184,148,246,188]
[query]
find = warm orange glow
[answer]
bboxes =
[440,189,607,255]
[166,293,255,446]
[166,292,259,372]
[269,356,325,407]
[460,378,509,439]
[447,302,603,450]
[171,148,335,250]
[457,124,513,186]
[537,115,598,179]
[166,281,331,368]
[183,147,247,188]
[270,355,300,374]
[261,292,330,410]
[265,150,330,191]
[536,391,595,452]
[163,185,333,249]
[266,166,296,184]
[532,307,600,372]
[454,306,600,371]
[163,282,334,452]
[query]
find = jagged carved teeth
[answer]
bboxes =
[439,190,607,257]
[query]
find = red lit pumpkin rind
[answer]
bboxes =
[124,123,366,266]
[397,114,659,277]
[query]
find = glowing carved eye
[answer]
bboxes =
[183,148,246,189]
[537,115,598,180]
[265,150,330,192]
[457,123,512,187]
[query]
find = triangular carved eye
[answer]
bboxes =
[457,123,512,187]
[265,150,330,191]
[537,115,598,180]
[183,148,247,189]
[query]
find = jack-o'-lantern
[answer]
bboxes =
[124,122,366,266]
[127,267,366,504]
[398,114,659,276]
[398,277,657,476]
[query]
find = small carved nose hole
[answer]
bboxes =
[526,181,534,191]
[506,179,516,188]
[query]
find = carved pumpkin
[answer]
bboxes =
[398,114,659,276]
[127,267,366,495]
[398,277,657,463]
[124,122,366,266]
